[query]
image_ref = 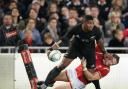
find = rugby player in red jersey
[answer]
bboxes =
[50,46,120,89]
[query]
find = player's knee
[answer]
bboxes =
[57,65,66,71]
[53,86,60,89]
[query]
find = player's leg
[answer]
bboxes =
[86,51,96,69]
[92,80,101,89]
[54,70,69,82]
[53,82,72,89]
[86,52,101,89]
[44,57,73,86]
[37,57,73,89]
[38,38,78,89]
[80,50,102,89]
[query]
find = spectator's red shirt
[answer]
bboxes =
[124,28,128,37]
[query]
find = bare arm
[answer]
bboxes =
[50,26,76,50]
[97,38,107,54]
[81,58,101,81]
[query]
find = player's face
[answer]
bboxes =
[103,56,117,66]
[84,20,94,31]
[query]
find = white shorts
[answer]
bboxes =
[66,68,86,89]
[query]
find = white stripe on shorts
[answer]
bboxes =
[66,68,86,89]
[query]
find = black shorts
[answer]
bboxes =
[64,37,96,69]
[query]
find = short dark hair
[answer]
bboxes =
[3,13,12,19]
[84,15,93,21]
[48,17,57,22]
[90,5,99,10]
[26,18,36,25]
[113,54,120,64]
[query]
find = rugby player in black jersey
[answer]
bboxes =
[38,15,110,89]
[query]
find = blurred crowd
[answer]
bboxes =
[0,0,128,53]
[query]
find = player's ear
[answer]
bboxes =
[113,54,120,64]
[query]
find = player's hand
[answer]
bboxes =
[81,57,87,69]
[51,42,60,50]
[46,50,51,57]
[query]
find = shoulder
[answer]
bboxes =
[93,26,100,32]
[96,66,110,78]
[93,26,102,36]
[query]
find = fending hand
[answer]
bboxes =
[81,57,87,70]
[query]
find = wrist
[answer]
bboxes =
[83,67,87,71]
[48,47,53,51]
[82,64,87,71]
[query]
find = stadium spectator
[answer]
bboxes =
[20,18,42,46]
[69,8,80,22]
[68,17,77,29]
[38,0,48,19]
[0,14,20,46]
[0,0,128,53]
[42,17,61,43]
[90,5,102,29]
[90,5,104,37]
[84,6,91,15]
[82,0,98,6]
[0,0,5,26]
[59,6,69,33]
[105,11,125,38]
[123,28,128,38]
[108,30,128,53]
[122,10,128,28]
[66,0,85,17]
[42,32,54,46]
[31,0,41,13]
[8,1,17,11]
[18,30,36,46]
[64,17,78,46]
[111,0,124,12]
[11,8,25,31]
[47,2,58,20]
[97,0,111,23]
[28,8,46,33]
[50,13,59,21]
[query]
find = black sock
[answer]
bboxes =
[92,80,101,89]
[44,66,62,86]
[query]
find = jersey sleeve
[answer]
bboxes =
[60,25,77,42]
[97,67,110,78]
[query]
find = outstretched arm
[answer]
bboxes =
[49,25,77,50]
[97,38,107,54]
[81,58,101,81]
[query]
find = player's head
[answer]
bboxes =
[103,53,120,66]
[83,15,94,31]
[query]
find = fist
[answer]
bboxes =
[47,50,51,57]
[52,42,59,49]
[81,57,87,68]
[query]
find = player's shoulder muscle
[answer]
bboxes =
[97,67,110,78]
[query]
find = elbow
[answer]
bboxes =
[86,77,98,81]
[86,77,94,81]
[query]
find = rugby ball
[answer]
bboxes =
[48,50,61,62]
